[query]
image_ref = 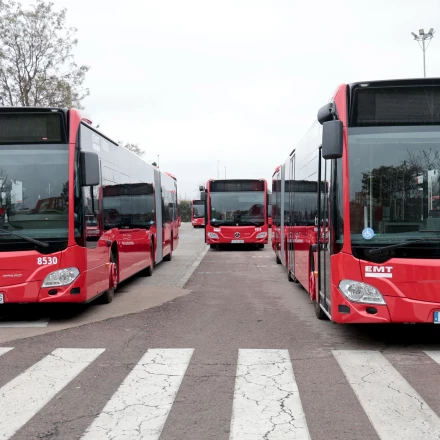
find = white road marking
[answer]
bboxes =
[81,348,194,440]
[333,350,440,439]
[424,351,440,365]
[0,347,13,357]
[0,348,104,440]
[0,318,50,328]
[176,246,209,287]
[230,349,310,440]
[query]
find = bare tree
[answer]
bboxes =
[0,0,89,108]
[119,141,145,157]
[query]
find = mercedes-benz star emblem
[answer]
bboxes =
[235,232,240,238]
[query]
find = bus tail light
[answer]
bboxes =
[256,232,267,239]
[338,280,386,305]
[207,232,219,239]
[42,268,80,288]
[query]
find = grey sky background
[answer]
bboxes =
[22,0,440,200]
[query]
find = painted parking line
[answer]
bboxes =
[0,318,50,328]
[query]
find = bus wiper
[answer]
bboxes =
[0,228,49,248]
[239,221,262,226]
[368,239,440,257]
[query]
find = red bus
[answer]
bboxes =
[202,179,268,249]
[273,78,440,323]
[191,200,205,227]
[267,190,273,228]
[0,107,179,305]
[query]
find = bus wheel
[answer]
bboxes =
[310,255,325,320]
[164,240,173,261]
[210,244,217,249]
[257,244,264,249]
[144,243,154,276]
[101,252,117,304]
[276,254,281,264]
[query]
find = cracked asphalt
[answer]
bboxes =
[2,226,440,439]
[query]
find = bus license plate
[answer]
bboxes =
[231,240,244,243]
[435,311,440,323]
[0,294,3,304]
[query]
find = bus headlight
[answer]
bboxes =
[42,268,80,288]
[207,232,219,239]
[256,232,268,239]
[338,280,386,305]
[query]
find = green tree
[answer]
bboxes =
[0,0,89,107]
[178,200,191,222]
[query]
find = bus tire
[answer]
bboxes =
[257,244,264,249]
[310,253,326,320]
[210,244,216,249]
[100,251,117,304]
[164,240,173,261]
[276,254,281,264]
[144,242,154,276]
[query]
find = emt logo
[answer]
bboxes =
[365,266,393,278]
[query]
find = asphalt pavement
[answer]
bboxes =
[1,223,440,439]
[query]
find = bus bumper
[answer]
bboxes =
[0,272,89,304]
[331,285,440,324]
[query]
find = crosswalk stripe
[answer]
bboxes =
[424,350,440,365]
[0,348,104,440]
[0,347,13,357]
[333,350,440,440]
[81,348,194,440]
[230,349,310,440]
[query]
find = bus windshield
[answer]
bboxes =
[193,202,205,218]
[210,191,265,226]
[0,144,69,251]
[348,126,440,260]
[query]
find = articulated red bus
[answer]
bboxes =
[0,107,179,305]
[191,200,205,228]
[203,179,268,248]
[273,78,440,323]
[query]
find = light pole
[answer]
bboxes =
[157,155,160,168]
[411,28,435,77]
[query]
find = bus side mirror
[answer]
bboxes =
[199,185,205,191]
[322,120,343,160]
[81,151,100,186]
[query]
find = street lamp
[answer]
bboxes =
[411,28,435,77]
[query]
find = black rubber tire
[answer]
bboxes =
[100,252,117,304]
[144,243,154,276]
[288,270,295,282]
[314,294,327,320]
[276,254,281,264]
[210,244,217,249]
[257,244,264,249]
[164,240,173,261]
[310,253,326,320]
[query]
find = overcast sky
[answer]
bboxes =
[22,0,440,200]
